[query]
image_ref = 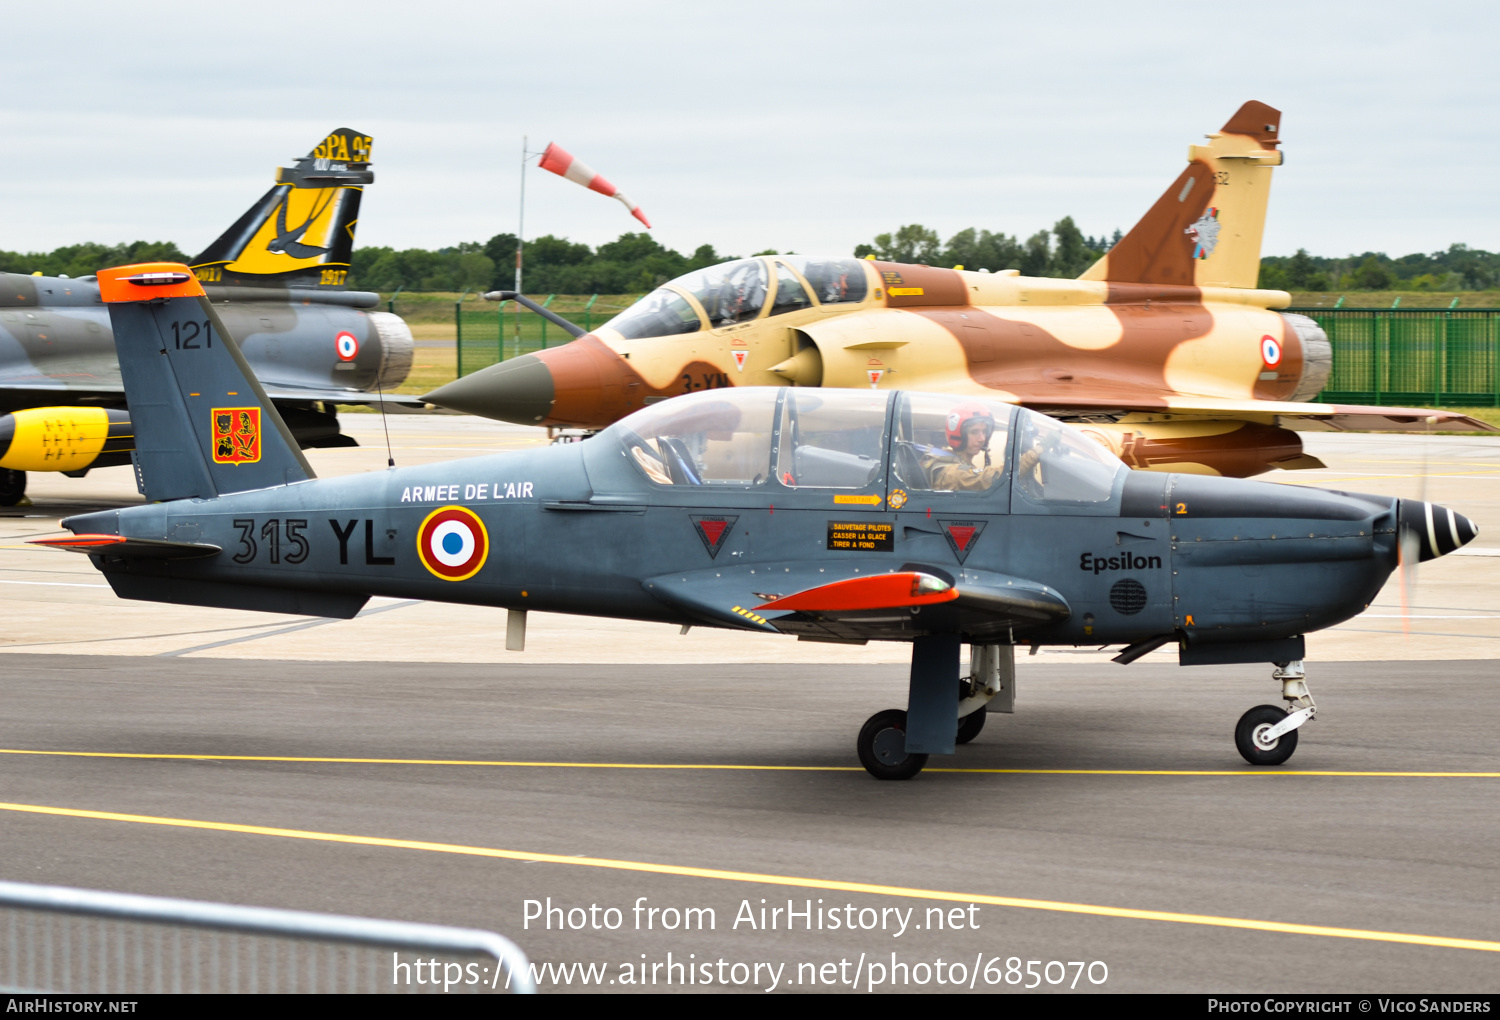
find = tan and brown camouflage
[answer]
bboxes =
[426,102,1493,477]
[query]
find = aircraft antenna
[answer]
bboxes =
[374,368,395,468]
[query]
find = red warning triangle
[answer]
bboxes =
[690,515,739,558]
[939,519,987,564]
[732,350,748,371]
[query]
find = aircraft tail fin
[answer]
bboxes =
[190,128,374,290]
[97,263,314,502]
[1079,101,1283,290]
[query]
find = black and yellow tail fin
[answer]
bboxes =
[190,128,373,290]
[1079,102,1283,290]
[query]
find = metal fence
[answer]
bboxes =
[0,880,534,994]
[1290,307,1500,407]
[456,294,636,377]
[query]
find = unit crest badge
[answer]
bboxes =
[1185,207,1221,260]
[212,408,262,464]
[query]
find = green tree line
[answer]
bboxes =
[851,218,1120,277]
[1257,245,1500,291]
[348,217,1120,293]
[0,241,188,279]
[5,232,1498,295]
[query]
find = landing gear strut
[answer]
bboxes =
[1235,660,1316,766]
[857,640,1014,779]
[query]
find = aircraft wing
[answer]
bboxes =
[644,562,1069,642]
[259,384,429,410]
[1020,393,1497,433]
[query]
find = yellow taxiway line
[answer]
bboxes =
[0,798,1495,954]
[0,748,1496,777]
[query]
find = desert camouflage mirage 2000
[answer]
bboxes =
[30,262,1479,780]
[0,128,416,506]
[427,101,1493,477]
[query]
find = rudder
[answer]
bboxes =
[1080,101,1283,289]
[98,263,314,502]
[190,128,374,289]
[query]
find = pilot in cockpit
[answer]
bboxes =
[922,402,1006,491]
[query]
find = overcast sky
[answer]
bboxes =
[1,0,1494,263]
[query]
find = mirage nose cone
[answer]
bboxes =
[1398,499,1479,562]
[424,355,555,425]
[424,336,637,429]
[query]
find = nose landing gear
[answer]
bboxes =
[1235,660,1316,766]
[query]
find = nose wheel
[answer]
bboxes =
[1235,660,1316,767]
[1235,705,1299,766]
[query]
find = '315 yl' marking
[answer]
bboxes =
[231,519,308,564]
[329,518,396,566]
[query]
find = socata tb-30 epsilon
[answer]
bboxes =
[33,263,1478,779]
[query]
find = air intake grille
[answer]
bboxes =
[1109,578,1147,615]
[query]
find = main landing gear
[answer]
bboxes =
[0,469,26,507]
[857,640,1014,780]
[1234,660,1316,766]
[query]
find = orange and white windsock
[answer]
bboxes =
[538,142,652,228]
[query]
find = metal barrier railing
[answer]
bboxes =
[1290,307,1500,407]
[0,880,534,994]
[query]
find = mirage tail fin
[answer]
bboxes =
[190,128,374,290]
[1079,101,1283,290]
[98,263,313,502]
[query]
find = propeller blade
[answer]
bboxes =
[1398,525,1420,637]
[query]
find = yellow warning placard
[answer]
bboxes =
[827,521,894,552]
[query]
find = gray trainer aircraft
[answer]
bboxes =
[32,263,1478,779]
[0,128,416,506]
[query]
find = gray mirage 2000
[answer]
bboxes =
[0,128,416,506]
[32,263,1479,779]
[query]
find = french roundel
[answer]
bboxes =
[336,331,359,361]
[417,505,489,581]
[1260,334,1283,368]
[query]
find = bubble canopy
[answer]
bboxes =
[599,256,871,340]
[598,387,1128,510]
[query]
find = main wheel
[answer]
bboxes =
[1235,704,1298,766]
[857,709,928,780]
[0,469,25,507]
[956,704,987,744]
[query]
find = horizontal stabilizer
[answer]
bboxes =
[29,534,220,559]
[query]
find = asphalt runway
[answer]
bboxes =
[0,654,1496,993]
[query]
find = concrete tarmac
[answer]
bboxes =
[0,416,1496,992]
[0,655,1495,993]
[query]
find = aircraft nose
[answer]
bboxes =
[424,354,555,425]
[1397,499,1479,562]
[423,335,633,429]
